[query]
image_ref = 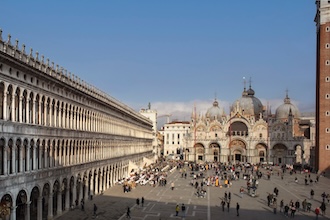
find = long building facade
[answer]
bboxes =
[315,0,330,174]
[0,30,154,220]
[163,85,315,167]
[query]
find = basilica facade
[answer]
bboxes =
[0,31,154,220]
[182,86,314,166]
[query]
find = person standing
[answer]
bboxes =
[175,204,180,216]
[311,189,315,200]
[136,198,140,206]
[228,192,231,202]
[273,200,277,214]
[141,197,145,207]
[227,201,230,212]
[236,202,240,216]
[181,203,186,217]
[93,204,97,216]
[280,199,284,212]
[171,182,175,190]
[320,202,326,216]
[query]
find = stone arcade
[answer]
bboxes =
[0,30,154,220]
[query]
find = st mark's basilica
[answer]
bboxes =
[171,84,314,166]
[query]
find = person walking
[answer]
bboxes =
[93,204,97,216]
[221,200,226,212]
[227,201,230,212]
[228,192,231,201]
[81,199,84,211]
[136,198,140,206]
[315,207,320,219]
[141,197,145,207]
[126,206,131,219]
[236,202,240,216]
[175,204,180,216]
[171,182,175,190]
[320,202,326,216]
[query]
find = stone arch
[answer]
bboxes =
[22,89,28,123]
[7,84,13,121]
[30,186,40,220]
[28,91,34,123]
[14,87,20,122]
[272,143,288,165]
[229,139,247,163]
[53,180,60,216]
[0,193,13,220]
[61,178,68,211]
[16,189,28,220]
[42,183,51,220]
[229,121,249,136]
[209,142,220,162]
[35,94,40,124]
[0,137,5,175]
[194,143,205,162]
[16,138,22,173]
[0,82,4,119]
[256,143,267,163]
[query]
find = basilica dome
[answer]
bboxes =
[275,94,300,119]
[232,86,263,118]
[206,99,225,121]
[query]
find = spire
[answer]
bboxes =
[242,77,248,96]
[284,89,291,104]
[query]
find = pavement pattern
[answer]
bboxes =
[55,166,330,220]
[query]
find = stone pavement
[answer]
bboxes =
[56,166,330,220]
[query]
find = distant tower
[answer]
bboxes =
[315,0,330,173]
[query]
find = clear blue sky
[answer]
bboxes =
[0,1,316,122]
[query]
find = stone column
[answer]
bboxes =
[32,98,36,124]
[57,192,62,215]
[58,145,62,166]
[11,93,15,121]
[3,146,7,175]
[33,145,36,170]
[26,144,30,172]
[19,95,23,123]
[11,145,16,174]
[37,197,42,220]
[58,107,62,128]
[10,206,17,220]
[48,193,53,219]
[38,100,41,125]
[3,92,7,120]
[65,189,70,210]
[26,97,29,123]
[72,182,76,208]
[26,202,31,220]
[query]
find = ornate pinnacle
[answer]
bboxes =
[15,39,19,49]
[21,44,25,53]
[35,51,39,61]
[29,48,33,57]
[0,29,2,41]
[7,34,11,45]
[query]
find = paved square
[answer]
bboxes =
[56,166,330,220]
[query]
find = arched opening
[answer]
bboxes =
[1,194,13,220]
[42,183,50,220]
[16,190,27,220]
[0,82,4,119]
[272,144,287,165]
[229,121,249,136]
[0,138,5,175]
[30,186,40,220]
